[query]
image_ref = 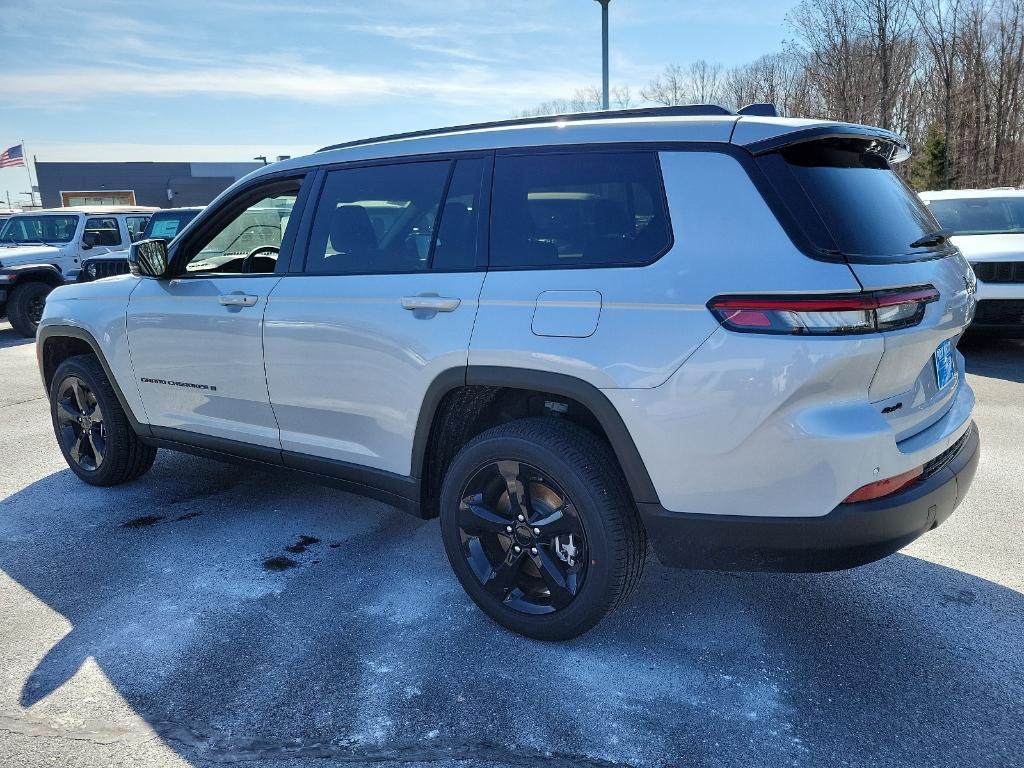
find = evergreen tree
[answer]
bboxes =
[911,125,951,191]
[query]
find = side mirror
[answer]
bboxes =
[81,232,95,250]
[129,238,169,278]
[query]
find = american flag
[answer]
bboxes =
[0,144,25,168]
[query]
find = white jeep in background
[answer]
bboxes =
[920,188,1024,335]
[0,206,156,336]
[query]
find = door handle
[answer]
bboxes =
[401,295,461,312]
[219,293,258,307]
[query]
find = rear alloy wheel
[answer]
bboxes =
[49,354,157,486]
[440,418,646,640]
[8,281,52,338]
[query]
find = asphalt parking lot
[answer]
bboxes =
[0,320,1021,768]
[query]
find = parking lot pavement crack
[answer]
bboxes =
[0,714,638,767]
[0,396,45,409]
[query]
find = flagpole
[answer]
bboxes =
[20,139,36,207]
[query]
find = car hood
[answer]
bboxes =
[950,233,1024,262]
[0,244,62,266]
[84,247,129,262]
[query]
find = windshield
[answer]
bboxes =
[144,209,200,240]
[924,197,1024,236]
[0,215,79,245]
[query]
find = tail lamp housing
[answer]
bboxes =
[708,286,939,335]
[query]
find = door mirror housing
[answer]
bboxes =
[129,238,169,278]
[81,231,95,250]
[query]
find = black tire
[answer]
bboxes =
[440,417,646,641]
[8,281,53,338]
[49,354,157,486]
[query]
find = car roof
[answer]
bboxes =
[919,188,1024,200]
[13,206,160,215]
[246,106,908,184]
[151,206,204,213]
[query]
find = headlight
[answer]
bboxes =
[87,263,97,277]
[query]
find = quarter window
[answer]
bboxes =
[84,217,122,247]
[490,152,672,268]
[305,161,451,274]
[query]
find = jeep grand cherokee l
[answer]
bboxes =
[36,105,980,640]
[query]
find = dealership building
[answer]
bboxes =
[34,161,264,209]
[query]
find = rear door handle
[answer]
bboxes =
[401,295,461,312]
[219,293,258,307]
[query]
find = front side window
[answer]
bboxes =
[305,161,451,274]
[184,183,301,275]
[125,216,150,242]
[490,152,672,268]
[925,197,1024,236]
[0,215,78,244]
[146,210,200,240]
[84,217,122,247]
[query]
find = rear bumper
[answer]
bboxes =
[639,422,980,572]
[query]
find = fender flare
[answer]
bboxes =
[36,323,151,436]
[411,366,661,505]
[0,263,67,287]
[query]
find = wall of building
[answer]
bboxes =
[35,161,263,208]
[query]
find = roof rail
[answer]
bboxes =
[737,103,779,117]
[316,104,736,153]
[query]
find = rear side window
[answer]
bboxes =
[305,161,451,274]
[769,139,941,260]
[490,152,672,268]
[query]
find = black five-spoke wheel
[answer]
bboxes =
[441,418,647,640]
[55,376,106,471]
[458,459,588,615]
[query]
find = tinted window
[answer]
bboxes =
[0,215,78,244]
[432,158,486,270]
[490,152,671,268]
[84,217,122,246]
[184,183,301,275]
[776,139,941,259]
[306,161,451,274]
[125,216,150,242]
[926,197,1024,236]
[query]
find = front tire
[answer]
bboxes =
[50,355,157,486]
[8,281,52,337]
[440,418,646,640]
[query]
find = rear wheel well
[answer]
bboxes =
[418,385,619,518]
[42,336,95,390]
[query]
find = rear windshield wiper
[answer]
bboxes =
[910,228,954,249]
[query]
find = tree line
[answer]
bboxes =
[518,0,1024,190]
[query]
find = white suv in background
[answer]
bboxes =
[0,206,156,336]
[920,189,1024,335]
[36,106,979,640]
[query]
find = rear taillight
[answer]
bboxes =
[708,286,939,335]
[843,466,923,503]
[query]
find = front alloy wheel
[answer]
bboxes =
[458,459,588,614]
[55,376,106,471]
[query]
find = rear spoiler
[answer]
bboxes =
[742,125,912,164]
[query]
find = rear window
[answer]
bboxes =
[925,197,1024,236]
[490,152,672,268]
[771,138,942,261]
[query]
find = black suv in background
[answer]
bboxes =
[78,207,202,282]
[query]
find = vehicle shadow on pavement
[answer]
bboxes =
[1,452,1021,768]
[960,336,1024,384]
[0,324,32,350]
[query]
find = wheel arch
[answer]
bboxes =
[413,366,660,518]
[38,324,150,436]
[4,264,67,288]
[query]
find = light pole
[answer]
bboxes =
[595,0,610,110]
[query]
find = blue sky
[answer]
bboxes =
[0,0,794,205]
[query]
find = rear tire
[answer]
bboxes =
[9,281,52,338]
[440,417,646,641]
[50,354,157,486]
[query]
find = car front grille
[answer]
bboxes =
[971,261,1024,283]
[81,259,130,282]
[972,299,1024,326]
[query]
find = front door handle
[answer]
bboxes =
[401,295,461,312]
[219,293,258,307]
